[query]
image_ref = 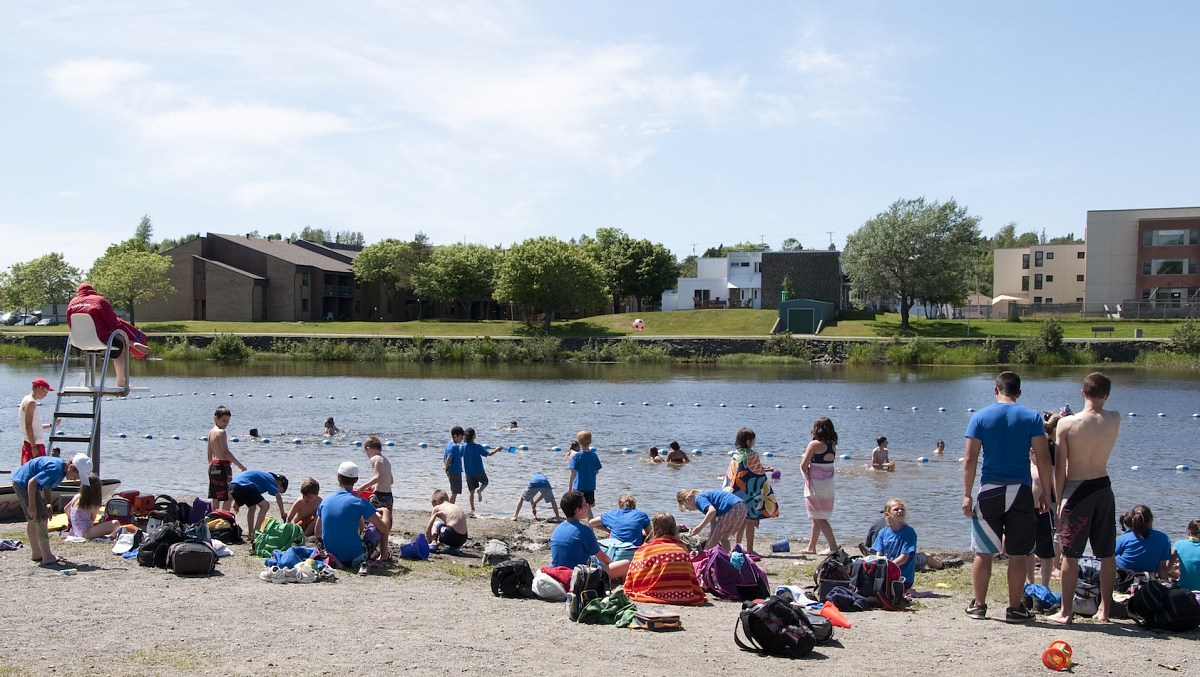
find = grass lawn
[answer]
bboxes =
[1,310,777,338]
[820,313,1187,339]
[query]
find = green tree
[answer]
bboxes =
[10,253,80,320]
[678,255,698,279]
[1048,232,1083,244]
[300,226,331,243]
[352,233,433,317]
[582,229,680,312]
[88,250,174,324]
[134,215,154,248]
[494,237,607,333]
[414,243,501,318]
[781,238,803,251]
[333,231,365,247]
[0,268,38,312]
[842,197,981,329]
[702,242,761,258]
[626,240,680,311]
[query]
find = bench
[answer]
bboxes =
[1091,326,1115,337]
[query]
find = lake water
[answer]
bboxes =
[3,361,1198,548]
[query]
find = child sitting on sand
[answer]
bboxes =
[286,478,322,537]
[64,473,124,540]
[871,497,918,588]
[513,473,560,520]
[427,489,468,552]
[871,436,891,470]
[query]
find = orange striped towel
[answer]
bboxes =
[623,537,707,606]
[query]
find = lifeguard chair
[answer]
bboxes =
[48,314,145,475]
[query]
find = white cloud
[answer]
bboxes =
[145,104,349,145]
[787,48,850,77]
[47,58,148,100]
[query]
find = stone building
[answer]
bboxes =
[758,250,847,310]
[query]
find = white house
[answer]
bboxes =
[661,250,763,310]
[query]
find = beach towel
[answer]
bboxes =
[624,537,707,606]
[576,589,638,627]
[804,464,835,520]
[724,448,779,520]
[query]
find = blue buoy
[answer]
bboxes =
[747,404,755,408]
[828,405,836,409]
[386,441,394,446]
[667,402,674,407]
[374,397,381,401]
[938,407,946,412]
[643,402,650,406]
[595,401,601,405]
[231,437,239,442]
[918,456,929,463]
[764,452,774,458]
[134,396,141,399]
[200,436,208,441]
[1130,465,1141,470]
[912,406,919,411]
[288,395,294,398]
[144,434,152,439]
[623,447,633,453]
[1128,412,1137,417]
[397,397,403,401]
[1158,413,1166,417]
[618,402,625,406]
[590,447,597,452]
[720,403,727,408]
[467,398,474,402]
[323,439,332,445]
[442,398,449,402]
[775,404,783,409]
[883,406,891,410]
[193,392,198,395]
[307,395,313,399]
[856,405,864,410]
[419,397,426,401]
[266,394,271,398]
[329,396,335,400]
[553,446,562,451]
[262,438,270,444]
[519,399,526,403]
[546,399,552,403]
[1193,413,1200,418]
[355,441,362,447]
[293,439,302,444]
[149,395,155,399]
[419,442,428,448]
[693,449,702,455]
[840,454,850,460]
[966,408,974,412]
[1177,465,1190,471]
[570,400,577,404]
[802,404,809,409]
[695,403,701,407]
[171,435,180,440]
[247,394,253,397]
[211,393,216,396]
[519,445,529,450]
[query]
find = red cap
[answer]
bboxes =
[31,378,54,392]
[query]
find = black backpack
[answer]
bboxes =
[735,596,817,658]
[850,556,907,610]
[154,495,191,525]
[1127,580,1200,632]
[205,510,244,545]
[137,523,186,568]
[167,541,218,576]
[813,548,854,601]
[490,558,536,599]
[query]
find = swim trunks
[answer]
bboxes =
[20,441,46,466]
[581,490,596,506]
[913,552,928,571]
[1034,510,1057,559]
[522,486,554,503]
[369,491,394,509]
[437,523,468,548]
[208,460,232,501]
[466,473,488,492]
[446,471,463,495]
[1058,475,1116,559]
[971,483,1035,555]
[230,482,263,508]
[12,482,47,521]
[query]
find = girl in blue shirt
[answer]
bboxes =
[1114,505,1173,579]
[1174,519,1200,591]
[871,498,918,588]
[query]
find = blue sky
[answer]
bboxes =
[2,2,1198,271]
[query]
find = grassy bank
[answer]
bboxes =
[0,343,50,360]
[821,313,1188,339]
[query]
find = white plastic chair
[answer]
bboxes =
[68,313,108,351]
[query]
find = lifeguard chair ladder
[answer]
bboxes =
[47,314,146,475]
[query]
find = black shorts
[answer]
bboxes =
[437,524,468,548]
[466,473,488,492]
[1034,510,1057,559]
[370,491,394,509]
[581,490,595,506]
[1058,476,1116,559]
[208,461,231,501]
[971,483,1035,555]
[230,483,264,508]
[447,471,463,495]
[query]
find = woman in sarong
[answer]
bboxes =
[801,416,839,555]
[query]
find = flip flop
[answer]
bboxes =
[38,556,70,568]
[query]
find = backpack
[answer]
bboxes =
[734,596,817,659]
[804,611,834,643]
[1072,581,1100,617]
[205,510,243,545]
[813,548,854,602]
[850,556,906,610]
[482,539,511,566]
[154,495,191,525]
[567,563,610,621]
[103,497,132,525]
[189,498,212,525]
[695,546,770,601]
[137,522,186,568]
[145,509,181,535]
[1127,580,1200,632]
[166,541,218,576]
[490,558,535,599]
[253,518,304,558]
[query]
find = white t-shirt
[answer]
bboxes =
[20,394,44,445]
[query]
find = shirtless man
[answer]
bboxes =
[1047,372,1121,624]
[426,489,468,552]
[358,436,393,559]
[207,406,246,511]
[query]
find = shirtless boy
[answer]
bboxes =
[426,489,468,552]
[1047,372,1121,624]
[358,436,393,559]
[207,406,246,511]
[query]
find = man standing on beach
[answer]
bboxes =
[962,371,1053,622]
[208,406,245,511]
[1047,372,1121,624]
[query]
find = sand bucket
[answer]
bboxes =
[771,538,790,553]
[399,533,430,560]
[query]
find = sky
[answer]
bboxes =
[2,2,1199,272]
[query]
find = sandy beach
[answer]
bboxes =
[2,506,1197,677]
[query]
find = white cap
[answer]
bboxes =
[71,454,93,485]
[337,461,359,479]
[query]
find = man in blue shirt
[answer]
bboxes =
[229,469,289,543]
[13,453,89,566]
[962,371,1052,623]
[443,426,464,504]
[461,428,499,513]
[549,490,628,580]
[314,461,389,570]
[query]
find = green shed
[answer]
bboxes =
[777,299,836,334]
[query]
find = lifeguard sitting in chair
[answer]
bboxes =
[66,283,152,392]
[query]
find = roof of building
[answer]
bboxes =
[194,256,266,280]
[209,234,354,272]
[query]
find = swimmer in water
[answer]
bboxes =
[324,417,340,437]
[510,420,518,430]
[665,440,690,464]
[646,446,664,464]
[933,440,945,455]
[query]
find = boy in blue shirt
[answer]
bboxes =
[568,430,602,520]
[229,469,289,543]
[872,498,918,588]
[13,453,89,566]
[461,427,500,513]
[444,426,464,504]
[314,461,389,571]
[513,472,560,520]
[590,493,650,546]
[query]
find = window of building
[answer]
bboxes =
[1142,289,1152,300]
[1046,275,1054,282]
[753,262,761,272]
[1034,274,1043,290]
[1144,259,1194,275]
[741,261,750,267]
[193,272,205,282]
[355,301,361,313]
[1021,276,1029,291]
[694,289,710,301]
[1034,251,1043,267]
[1077,274,1085,282]
[301,273,309,287]
[1033,297,1043,303]
[301,298,309,311]
[1046,252,1054,260]
[1143,229,1199,247]
[1022,254,1030,269]
[1045,298,1053,303]
[1075,297,1083,303]
[1077,251,1085,258]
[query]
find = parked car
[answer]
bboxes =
[35,318,58,326]
[0,311,16,325]
[17,314,42,326]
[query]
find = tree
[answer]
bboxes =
[1048,232,1083,244]
[333,231,365,247]
[88,250,174,325]
[300,226,331,243]
[702,242,761,258]
[9,253,80,320]
[352,233,433,317]
[494,237,607,333]
[626,240,679,311]
[414,243,501,319]
[0,268,38,312]
[134,215,154,248]
[781,238,803,251]
[678,254,698,280]
[158,233,199,252]
[581,229,680,312]
[842,197,981,329]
